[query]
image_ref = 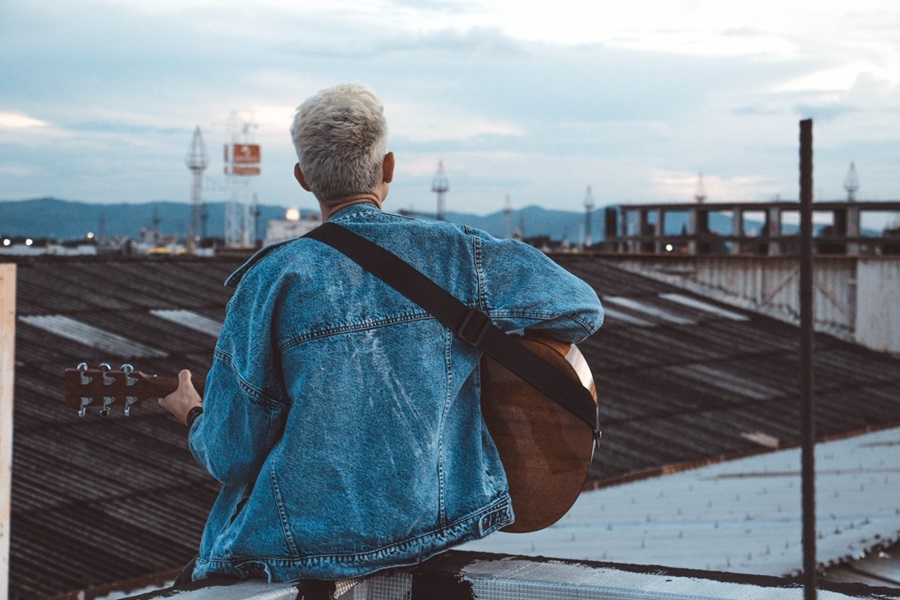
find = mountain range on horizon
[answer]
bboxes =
[2,196,846,244]
[0,197,613,243]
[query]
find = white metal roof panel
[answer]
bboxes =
[660,293,751,321]
[150,309,223,338]
[603,296,696,325]
[599,306,656,327]
[19,314,166,358]
[463,427,900,578]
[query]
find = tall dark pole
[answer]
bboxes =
[799,118,817,599]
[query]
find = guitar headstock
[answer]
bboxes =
[64,363,173,417]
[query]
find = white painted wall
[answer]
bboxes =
[609,256,899,355]
[856,260,900,354]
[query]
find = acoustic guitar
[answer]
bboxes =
[64,337,597,533]
[480,334,598,532]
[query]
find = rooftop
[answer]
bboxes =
[5,251,900,598]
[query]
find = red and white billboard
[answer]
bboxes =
[224,143,261,175]
[231,165,261,175]
[232,144,260,164]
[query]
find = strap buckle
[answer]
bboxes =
[457,308,491,347]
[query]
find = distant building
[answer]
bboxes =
[264,209,322,245]
[603,200,900,257]
[0,237,98,256]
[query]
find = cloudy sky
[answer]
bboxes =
[1,0,898,216]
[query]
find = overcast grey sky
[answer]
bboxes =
[1,0,898,216]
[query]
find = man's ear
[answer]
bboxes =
[294,163,312,191]
[383,152,395,184]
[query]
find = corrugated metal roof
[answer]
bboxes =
[659,293,750,321]
[8,254,244,600]
[6,252,900,599]
[554,255,900,485]
[461,426,900,579]
[19,315,167,358]
[602,296,697,325]
[150,309,223,338]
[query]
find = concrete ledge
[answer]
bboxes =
[129,551,900,600]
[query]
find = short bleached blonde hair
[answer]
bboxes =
[290,83,388,204]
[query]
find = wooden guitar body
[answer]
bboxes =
[480,334,598,533]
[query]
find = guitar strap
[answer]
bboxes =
[305,222,599,435]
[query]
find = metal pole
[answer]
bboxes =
[0,263,16,597]
[799,119,817,599]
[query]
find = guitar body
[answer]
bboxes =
[480,334,598,533]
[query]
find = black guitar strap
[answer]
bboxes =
[305,222,599,434]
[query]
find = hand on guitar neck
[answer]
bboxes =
[157,369,203,426]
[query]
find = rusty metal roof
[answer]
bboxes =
[6,252,900,599]
[9,254,245,600]
[553,255,900,484]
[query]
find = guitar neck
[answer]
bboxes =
[137,374,205,398]
[65,365,206,416]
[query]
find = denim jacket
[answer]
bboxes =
[188,204,603,582]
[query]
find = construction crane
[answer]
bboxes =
[185,126,209,251]
[225,111,260,248]
[432,160,449,221]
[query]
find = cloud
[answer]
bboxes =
[390,101,523,144]
[0,112,49,130]
[1,0,899,215]
[793,102,856,122]
[0,163,39,178]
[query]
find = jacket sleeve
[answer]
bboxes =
[188,269,287,487]
[476,232,603,342]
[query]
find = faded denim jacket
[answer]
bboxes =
[188,204,603,582]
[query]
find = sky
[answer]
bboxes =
[1,0,899,217]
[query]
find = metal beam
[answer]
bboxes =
[0,263,16,597]
[799,118,817,600]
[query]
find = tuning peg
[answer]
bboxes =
[78,397,91,418]
[77,362,93,385]
[99,363,114,386]
[121,363,137,387]
[99,402,113,416]
[124,396,138,417]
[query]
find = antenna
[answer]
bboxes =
[694,172,707,204]
[584,185,595,247]
[431,160,449,221]
[504,194,512,239]
[185,126,209,251]
[843,162,859,202]
[250,193,261,247]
